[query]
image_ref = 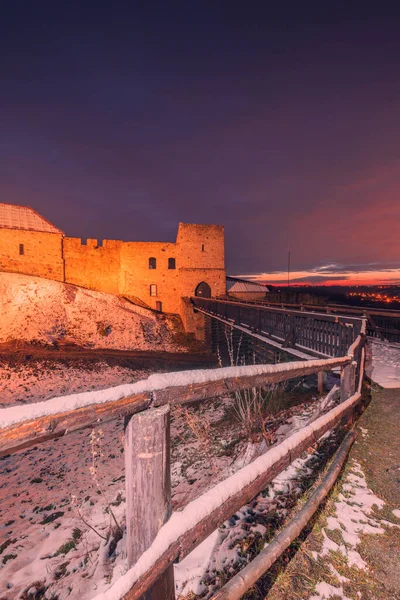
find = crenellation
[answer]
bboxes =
[0,205,226,333]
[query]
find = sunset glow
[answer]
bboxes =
[236,267,400,286]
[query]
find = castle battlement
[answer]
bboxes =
[0,203,226,323]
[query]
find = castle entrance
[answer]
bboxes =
[195,281,211,298]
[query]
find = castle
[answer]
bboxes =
[0,203,226,333]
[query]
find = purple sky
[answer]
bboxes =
[1,3,400,283]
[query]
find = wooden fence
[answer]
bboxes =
[0,320,367,600]
[192,296,363,357]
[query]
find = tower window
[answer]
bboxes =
[150,284,157,297]
[19,244,24,255]
[149,257,156,269]
[201,244,205,252]
[168,257,176,269]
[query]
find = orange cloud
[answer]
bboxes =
[234,268,400,286]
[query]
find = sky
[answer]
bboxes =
[1,3,399,285]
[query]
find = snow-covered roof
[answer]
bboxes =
[0,202,63,234]
[226,276,268,293]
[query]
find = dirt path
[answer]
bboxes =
[0,344,216,367]
[262,384,400,600]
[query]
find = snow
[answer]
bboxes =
[0,359,149,407]
[91,386,363,600]
[174,529,220,596]
[317,461,386,572]
[309,581,353,600]
[366,339,400,388]
[0,359,324,599]
[174,409,317,598]
[392,509,400,519]
[0,272,185,352]
[309,460,392,598]
[0,356,347,429]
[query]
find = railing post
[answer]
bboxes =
[124,405,174,600]
[283,313,296,348]
[340,361,357,402]
[318,371,326,394]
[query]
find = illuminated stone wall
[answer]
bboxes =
[0,221,226,332]
[63,237,122,295]
[0,229,64,281]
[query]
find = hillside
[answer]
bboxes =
[0,272,189,352]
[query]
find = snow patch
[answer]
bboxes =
[366,339,400,389]
[309,581,352,600]
[317,460,386,572]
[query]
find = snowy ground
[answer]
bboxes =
[366,339,400,388]
[0,359,329,600]
[308,459,399,600]
[0,272,187,352]
[0,358,151,408]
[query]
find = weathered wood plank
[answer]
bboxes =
[0,393,151,457]
[124,405,174,600]
[122,388,365,600]
[0,356,353,457]
[340,361,357,402]
[152,358,350,406]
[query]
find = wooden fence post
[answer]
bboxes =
[340,361,357,402]
[124,405,175,600]
[318,371,326,394]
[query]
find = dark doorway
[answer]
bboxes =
[195,281,211,298]
[156,301,162,312]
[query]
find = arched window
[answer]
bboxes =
[168,258,176,269]
[149,257,156,269]
[195,281,211,298]
[150,284,157,297]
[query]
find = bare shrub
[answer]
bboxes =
[71,428,122,545]
[232,382,287,444]
[220,324,288,444]
[175,405,216,473]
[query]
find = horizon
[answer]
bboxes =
[235,268,400,287]
[1,4,399,283]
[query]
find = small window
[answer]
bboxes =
[201,244,205,252]
[19,244,24,255]
[149,257,156,269]
[150,284,157,297]
[168,258,176,269]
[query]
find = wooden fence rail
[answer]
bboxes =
[0,357,352,457]
[0,320,366,600]
[210,430,357,600]
[116,342,365,600]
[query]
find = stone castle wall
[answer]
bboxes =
[63,237,122,295]
[0,222,226,332]
[0,228,64,281]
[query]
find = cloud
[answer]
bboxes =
[232,265,400,286]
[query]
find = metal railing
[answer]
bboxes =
[192,297,364,357]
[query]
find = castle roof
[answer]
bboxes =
[226,276,269,293]
[0,203,63,234]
